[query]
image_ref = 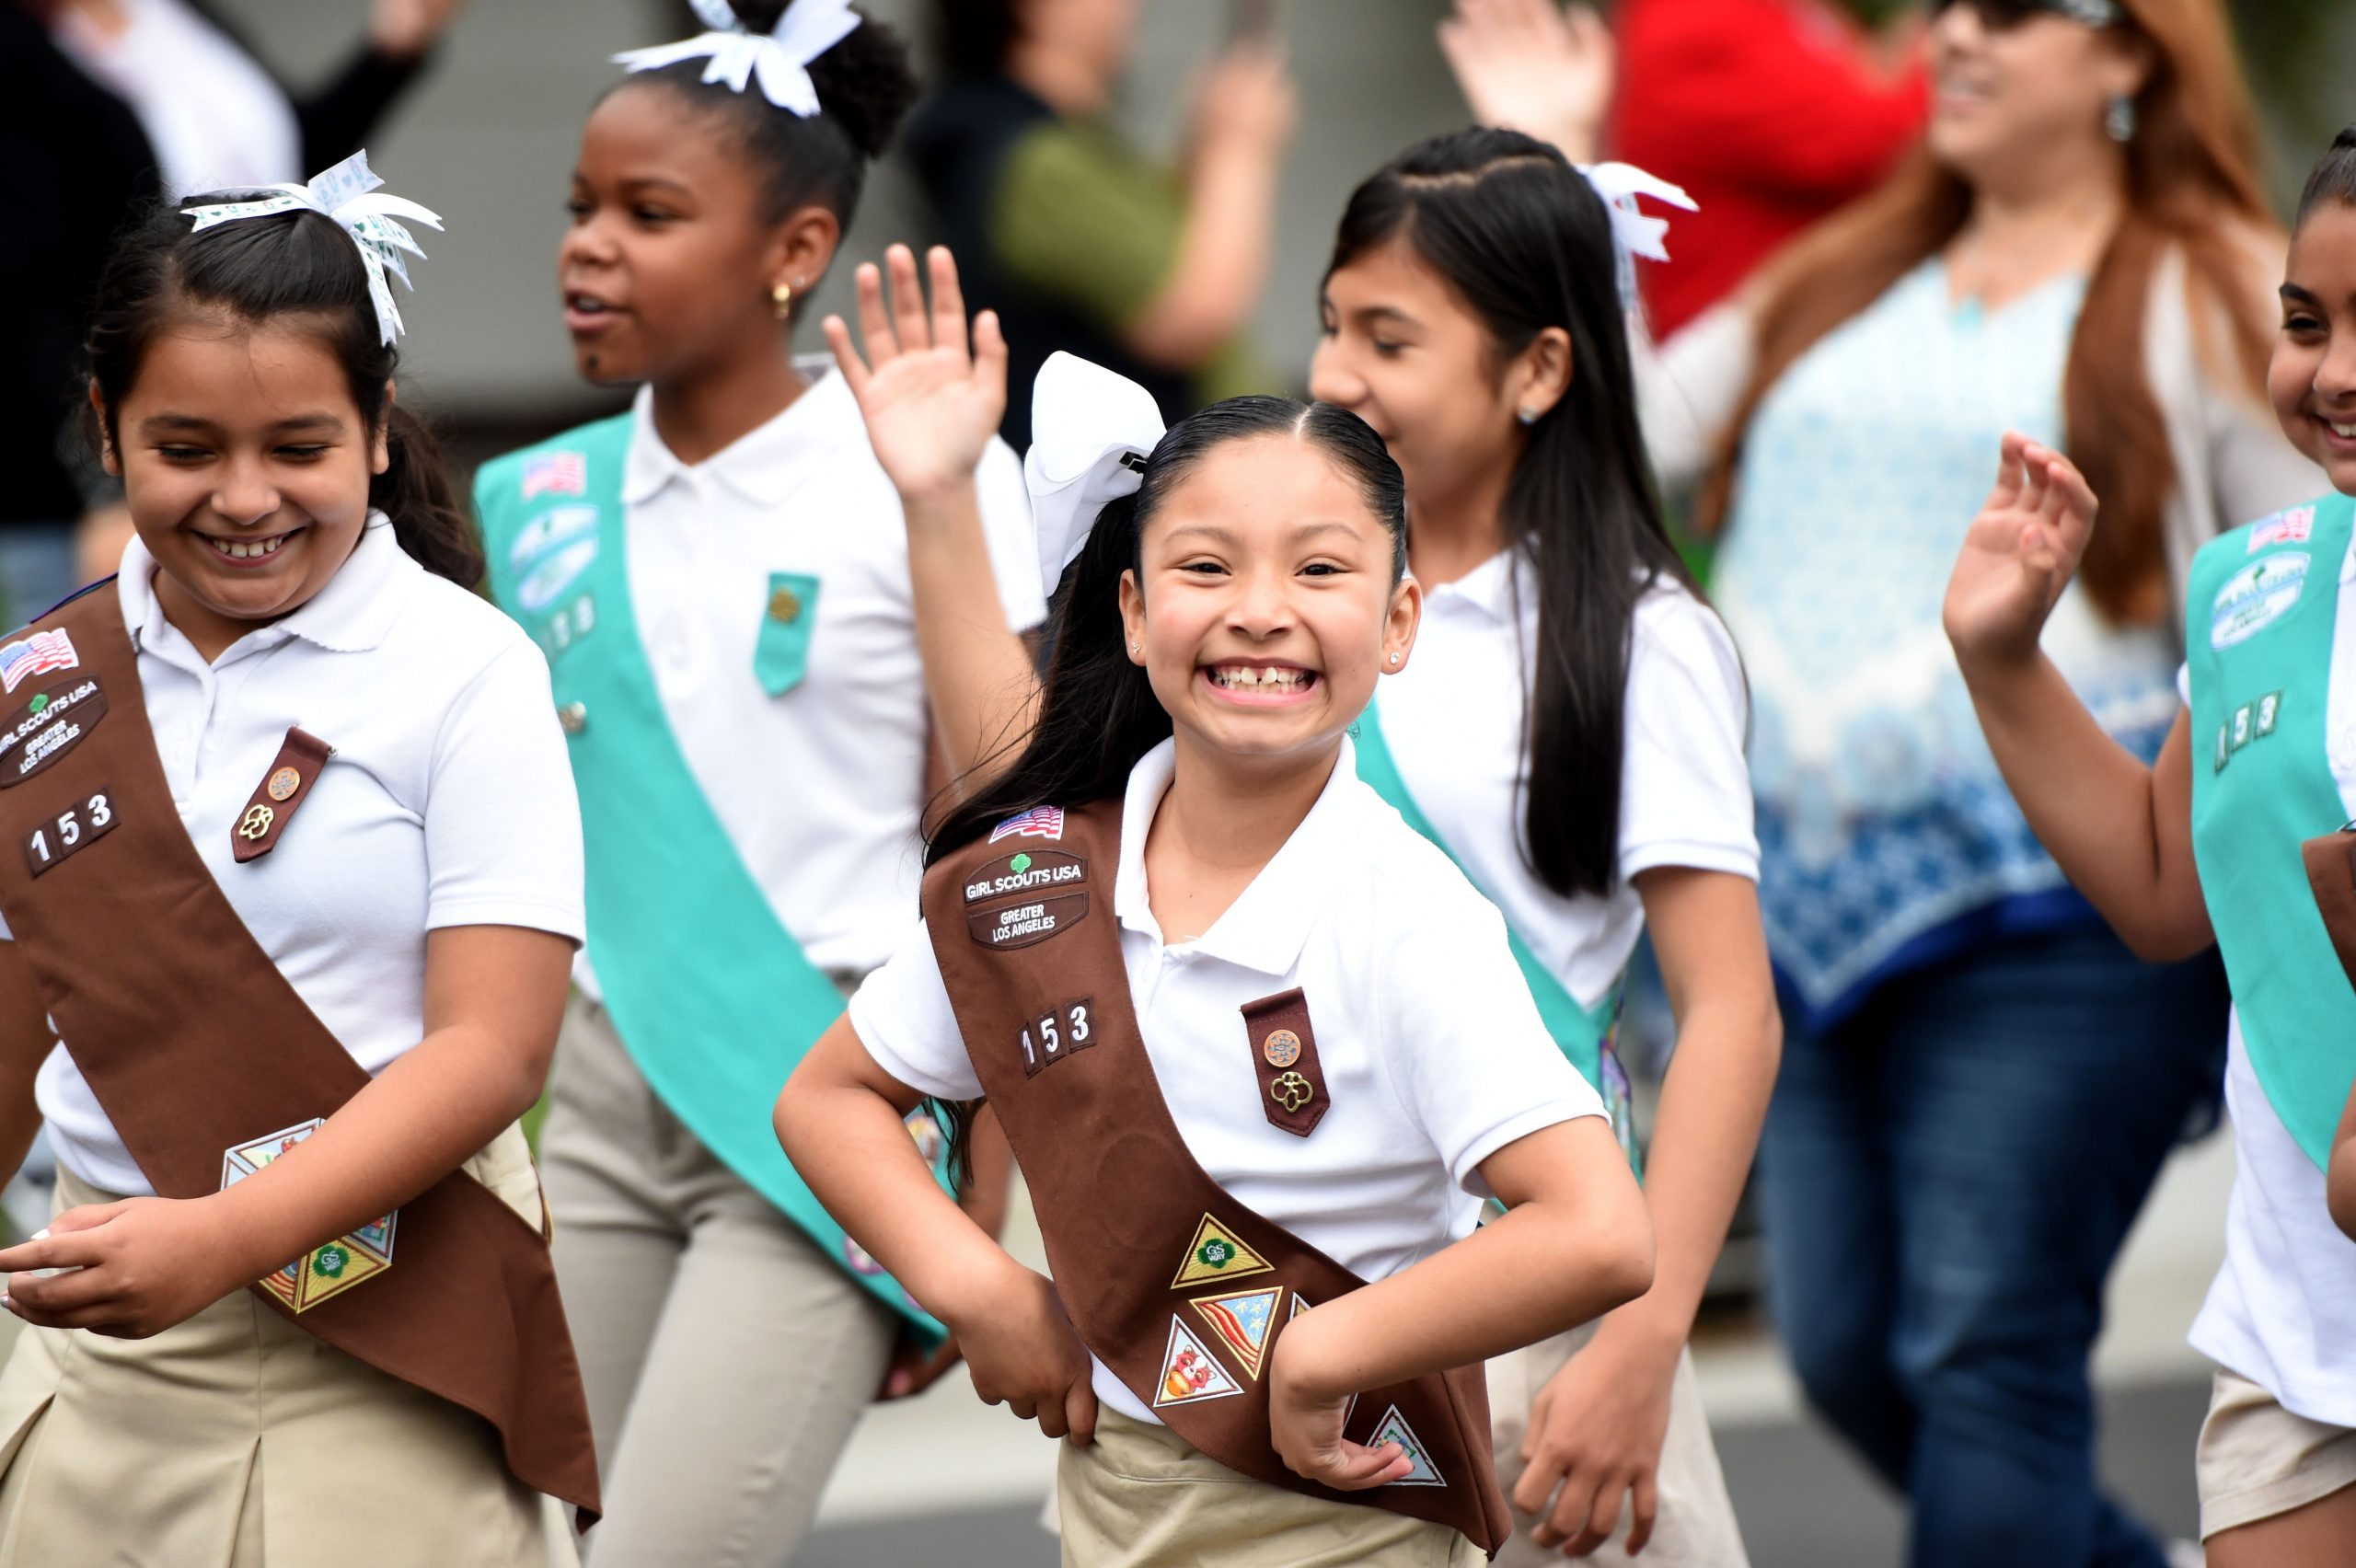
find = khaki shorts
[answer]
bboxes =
[2198,1365,2356,1539]
[1057,1407,1482,1568]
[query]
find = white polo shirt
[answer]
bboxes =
[579,369,1045,994]
[15,521,586,1197]
[1379,551,1758,1010]
[2178,530,2356,1428]
[849,736,1608,1425]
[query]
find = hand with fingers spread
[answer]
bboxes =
[824,245,1009,506]
[1438,0,1616,164]
[0,1194,262,1340]
[1944,431,2102,670]
[1265,1306,1414,1491]
[1191,40,1299,165]
[947,1253,1098,1445]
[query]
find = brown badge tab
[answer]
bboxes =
[0,677,108,790]
[232,727,332,864]
[1242,988,1329,1138]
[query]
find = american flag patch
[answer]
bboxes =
[0,629,76,695]
[988,805,1066,845]
[2249,505,2315,553]
[523,451,588,501]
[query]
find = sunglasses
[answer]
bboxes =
[1929,0,2123,27]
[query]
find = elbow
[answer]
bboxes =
[2115,915,2214,966]
[1599,1210,1657,1314]
[1122,294,1241,373]
[773,1058,820,1166]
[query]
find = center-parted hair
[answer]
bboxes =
[925,396,1408,870]
[84,202,482,587]
[1329,128,1695,902]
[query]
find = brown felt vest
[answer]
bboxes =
[0,584,599,1526]
[923,801,1511,1555]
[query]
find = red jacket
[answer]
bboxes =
[1611,0,1928,336]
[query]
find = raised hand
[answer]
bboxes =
[1943,432,2100,668]
[824,245,1009,505]
[370,0,469,62]
[1438,0,1615,163]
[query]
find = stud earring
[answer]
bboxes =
[2105,94,2136,144]
[1388,652,1402,665]
[1517,407,1542,427]
[772,281,795,319]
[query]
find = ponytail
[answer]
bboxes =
[373,403,484,588]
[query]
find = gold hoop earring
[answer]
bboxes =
[771,282,794,320]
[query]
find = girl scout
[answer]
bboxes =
[473,5,1042,1560]
[0,157,595,1565]
[1943,127,2356,1567]
[779,314,1657,1567]
[1309,129,1774,1563]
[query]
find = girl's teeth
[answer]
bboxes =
[1214,666,1311,690]
[210,536,285,560]
[2330,421,2356,439]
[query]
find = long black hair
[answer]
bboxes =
[85,201,483,587]
[1328,128,1694,901]
[2297,125,2356,227]
[926,395,1408,870]
[622,2,917,279]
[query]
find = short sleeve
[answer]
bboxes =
[423,638,585,940]
[1619,589,1759,883]
[1380,882,1607,1199]
[991,123,1185,332]
[976,437,1047,634]
[846,917,985,1101]
[2177,663,2193,708]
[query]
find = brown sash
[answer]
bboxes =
[2304,827,2356,990]
[0,585,598,1526]
[924,800,1511,1554]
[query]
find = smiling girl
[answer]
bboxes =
[0,157,595,1566]
[1946,126,2356,1568]
[471,3,1045,1561]
[777,317,1656,1564]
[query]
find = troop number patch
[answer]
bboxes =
[22,788,117,878]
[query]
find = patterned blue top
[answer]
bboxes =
[1713,260,2181,1021]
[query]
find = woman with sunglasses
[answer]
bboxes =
[1448,3,2318,1565]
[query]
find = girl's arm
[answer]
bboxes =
[2330,1082,2356,1242]
[828,246,1042,790]
[777,1017,1096,1442]
[1510,867,1779,1553]
[0,924,572,1335]
[1945,433,2212,960]
[1269,1115,1653,1489]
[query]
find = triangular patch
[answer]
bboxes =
[1191,1286,1283,1381]
[1289,1294,1311,1321]
[1371,1405,1445,1487]
[1171,1214,1274,1288]
[1154,1316,1243,1409]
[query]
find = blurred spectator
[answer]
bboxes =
[1439,0,1927,337]
[0,0,464,625]
[907,0,1292,449]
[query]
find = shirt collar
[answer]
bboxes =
[119,512,415,663]
[620,361,863,509]
[1113,734,1367,977]
[1417,547,1520,624]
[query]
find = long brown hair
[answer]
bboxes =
[1697,0,2276,626]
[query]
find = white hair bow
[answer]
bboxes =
[612,0,862,118]
[181,151,444,346]
[1576,162,1698,312]
[1023,353,1168,601]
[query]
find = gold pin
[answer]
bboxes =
[768,586,803,625]
[267,767,302,802]
[237,804,275,841]
[1270,1072,1313,1113]
[558,702,589,736]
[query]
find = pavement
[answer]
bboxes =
[794,1127,2235,1566]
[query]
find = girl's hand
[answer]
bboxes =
[1943,432,2099,671]
[1438,0,1616,162]
[1191,41,1299,163]
[825,245,1009,507]
[1266,1309,1414,1491]
[0,1195,260,1339]
[876,1329,965,1402]
[945,1255,1097,1443]
[1513,1325,1680,1555]
[370,0,468,61]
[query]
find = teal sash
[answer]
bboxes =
[1352,705,1638,1173]
[2186,491,2356,1172]
[477,417,945,1341]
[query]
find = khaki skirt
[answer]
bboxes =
[0,1126,572,1568]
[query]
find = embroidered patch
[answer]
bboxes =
[0,677,105,788]
[1172,1215,1273,1288]
[517,538,600,616]
[988,805,1067,845]
[964,893,1089,950]
[844,1237,884,1275]
[963,848,1088,905]
[2210,552,2310,650]
[1261,1029,1301,1068]
[906,1111,945,1166]
[2248,505,2315,552]
[222,1120,398,1313]
[522,451,588,500]
[1600,1036,1638,1166]
[1289,1294,1311,1322]
[1369,1405,1446,1487]
[0,629,77,696]
[1153,1317,1243,1409]
[507,504,598,571]
[1190,1286,1283,1381]
[21,787,116,878]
